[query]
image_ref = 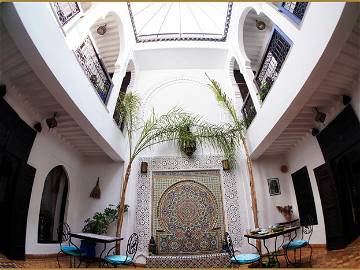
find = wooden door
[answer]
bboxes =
[314,163,346,250]
[291,166,318,225]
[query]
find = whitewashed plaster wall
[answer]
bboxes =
[229,2,357,159]
[3,89,125,255]
[80,158,124,256]
[4,90,86,254]
[4,2,133,161]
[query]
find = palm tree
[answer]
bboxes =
[115,91,238,253]
[206,74,261,251]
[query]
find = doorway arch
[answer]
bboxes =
[38,165,69,243]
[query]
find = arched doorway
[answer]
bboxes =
[38,166,69,243]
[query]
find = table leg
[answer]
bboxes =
[99,242,107,267]
[263,239,271,268]
[274,236,280,267]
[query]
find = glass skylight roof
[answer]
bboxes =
[128,2,233,42]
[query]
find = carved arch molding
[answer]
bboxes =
[135,155,246,260]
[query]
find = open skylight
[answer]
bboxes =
[128,2,233,42]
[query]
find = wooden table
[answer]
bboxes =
[244,226,300,267]
[69,232,123,267]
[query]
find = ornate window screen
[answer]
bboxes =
[241,94,256,128]
[255,28,291,102]
[278,2,308,23]
[75,36,113,104]
[53,2,80,26]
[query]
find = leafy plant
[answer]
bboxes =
[206,73,261,251]
[82,204,128,235]
[115,92,237,253]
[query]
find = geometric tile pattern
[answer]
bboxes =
[146,252,231,268]
[135,155,244,261]
[153,173,224,255]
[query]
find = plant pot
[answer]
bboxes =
[80,240,96,258]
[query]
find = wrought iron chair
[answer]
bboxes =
[103,233,138,268]
[283,216,314,267]
[224,232,261,267]
[57,222,86,268]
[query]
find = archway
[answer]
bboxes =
[231,58,256,127]
[90,12,123,75]
[38,166,69,243]
[241,9,273,72]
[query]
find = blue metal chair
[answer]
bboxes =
[103,233,138,268]
[283,216,314,267]
[56,223,86,268]
[225,232,261,267]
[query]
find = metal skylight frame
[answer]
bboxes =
[127,2,233,43]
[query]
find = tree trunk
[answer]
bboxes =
[115,161,132,254]
[242,139,261,252]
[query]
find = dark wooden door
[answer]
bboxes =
[314,163,346,250]
[0,98,36,259]
[9,164,36,259]
[291,166,318,226]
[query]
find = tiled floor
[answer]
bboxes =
[1,238,359,268]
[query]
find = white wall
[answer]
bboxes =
[3,2,133,161]
[4,89,124,255]
[252,157,293,227]
[230,2,357,159]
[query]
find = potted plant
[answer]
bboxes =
[178,124,197,157]
[276,205,293,222]
[81,204,128,257]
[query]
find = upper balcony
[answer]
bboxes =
[230,2,358,159]
[1,2,136,161]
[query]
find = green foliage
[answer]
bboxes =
[206,73,246,141]
[119,93,237,162]
[83,204,129,235]
[257,77,273,103]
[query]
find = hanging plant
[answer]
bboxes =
[178,124,197,157]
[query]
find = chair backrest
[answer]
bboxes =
[224,232,235,258]
[301,216,314,242]
[57,222,71,243]
[126,233,138,260]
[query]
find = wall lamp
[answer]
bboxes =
[97,24,107,35]
[46,112,58,129]
[314,108,326,123]
[256,20,266,31]
[141,162,148,174]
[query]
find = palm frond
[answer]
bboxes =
[205,73,246,137]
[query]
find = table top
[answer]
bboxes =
[69,232,123,243]
[277,219,299,226]
[244,226,300,240]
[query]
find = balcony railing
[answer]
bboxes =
[278,2,308,24]
[241,93,257,127]
[255,28,291,102]
[75,36,113,104]
[53,2,80,26]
